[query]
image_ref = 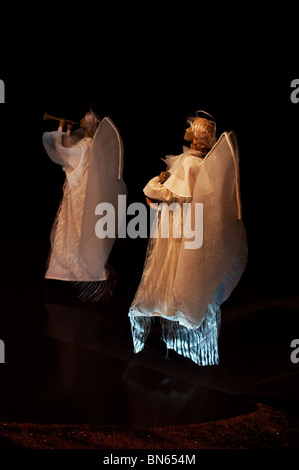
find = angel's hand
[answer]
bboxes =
[58,119,66,131]
[158,170,170,184]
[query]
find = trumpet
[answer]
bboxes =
[43,112,80,126]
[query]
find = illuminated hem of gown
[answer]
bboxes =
[128,202,221,367]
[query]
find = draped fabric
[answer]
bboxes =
[129,132,248,366]
[43,118,127,301]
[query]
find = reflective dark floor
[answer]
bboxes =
[1,225,299,428]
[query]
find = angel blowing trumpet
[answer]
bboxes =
[42,110,127,301]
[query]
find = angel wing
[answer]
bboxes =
[79,117,127,280]
[173,131,248,327]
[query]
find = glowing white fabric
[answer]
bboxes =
[43,118,127,300]
[129,132,247,366]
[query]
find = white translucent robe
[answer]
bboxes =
[43,117,127,300]
[129,132,248,366]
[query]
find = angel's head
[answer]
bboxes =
[184,112,216,155]
[80,110,101,137]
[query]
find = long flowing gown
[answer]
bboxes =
[43,118,127,301]
[129,133,248,366]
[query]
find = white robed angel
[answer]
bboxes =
[42,111,127,301]
[129,111,248,366]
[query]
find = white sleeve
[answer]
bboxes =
[143,176,178,202]
[163,156,202,198]
[42,131,69,166]
[42,131,88,171]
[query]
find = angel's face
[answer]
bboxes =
[184,126,194,143]
[80,116,86,128]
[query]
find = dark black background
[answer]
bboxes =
[0,1,298,298]
[0,3,299,458]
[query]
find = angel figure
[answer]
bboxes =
[42,110,127,301]
[128,111,248,366]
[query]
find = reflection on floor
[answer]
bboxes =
[0,229,299,432]
[0,276,299,428]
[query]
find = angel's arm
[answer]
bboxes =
[143,176,177,207]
